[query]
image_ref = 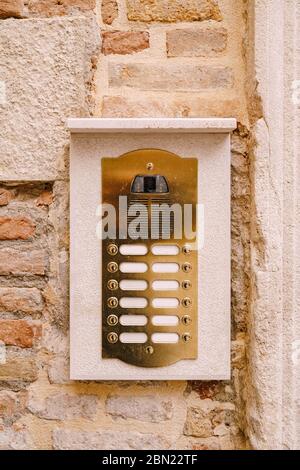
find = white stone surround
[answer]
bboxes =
[247,0,300,450]
[68,118,236,381]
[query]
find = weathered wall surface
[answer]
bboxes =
[0,0,251,449]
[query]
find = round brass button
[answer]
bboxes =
[107,262,118,273]
[182,333,191,343]
[107,332,118,344]
[183,245,192,255]
[107,297,118,308]
[107,244,118,256]
[182,297,192,308]
[145,346,154,355]
[107,279,118,291]
[182,315,192,325]
[182,263,192,273]
[182,280,192,290]
[107,314,118,326]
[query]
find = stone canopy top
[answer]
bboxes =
[67,118,237,134]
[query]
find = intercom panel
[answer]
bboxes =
[69,117,235,381]
[102,149,198,367]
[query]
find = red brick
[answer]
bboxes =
[101,0,118,25]
[0,391,27,419]
[28,0,95,17]
[102,31,150,55]
[167,27,227,57]
[0,0,24,19]
[0,320,41,348]
[0,288,44,314]
[0,189,12,206]
[0,350,38,383]
[0,216,35,240]
[0,248,47,276]
[36,190,53,207]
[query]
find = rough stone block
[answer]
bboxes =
[0,248,47,276]
[167,27,227,57]
[102,95,242,119]
[28,0,95,17]
[0,320,41,348]
[0,17,100,180]
[0,428,33,450]
[0,0,24,19]
[53,429,170,450]
[0,350,38,383]
[105,394,173,422]
[0,189,12,206]
[126,0,222,23]
[28,393,99,420]
[109,63,233,91]
[0,288,43,314]
[0,390,27,421]
[0,216,35,240]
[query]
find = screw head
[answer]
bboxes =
[107,279,119,291]
[182,315,192,326]
[182,297,192,308]
[183,245,192,255]
[107,314,118,326]
[107,244,118,256]
[146,162,154,171]
[145,345,154,355]
[182,280,192,290]
[182,333,191,343]
[107,297,118,309]
[107,332,118,344]
[107,262,118,273]
[182,262,192,273]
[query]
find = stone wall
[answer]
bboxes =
[0,0,251,449]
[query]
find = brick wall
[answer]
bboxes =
[0,0,250,450]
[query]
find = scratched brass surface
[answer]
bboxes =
[102,149,198,367]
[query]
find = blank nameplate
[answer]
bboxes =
[152,280,179,291]
[151,316,179,326]
[152,263,179,273]
[151,245,180,256]
[152,298,179,309]
[119,333,148,344]
[119,280,148,291]
[120,244,148,256]
[120,315,148,326]
[120,263,148,273]
[120,297,148,309]
[151,333,179,344]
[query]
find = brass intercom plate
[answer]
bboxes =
[102,149,198,367]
